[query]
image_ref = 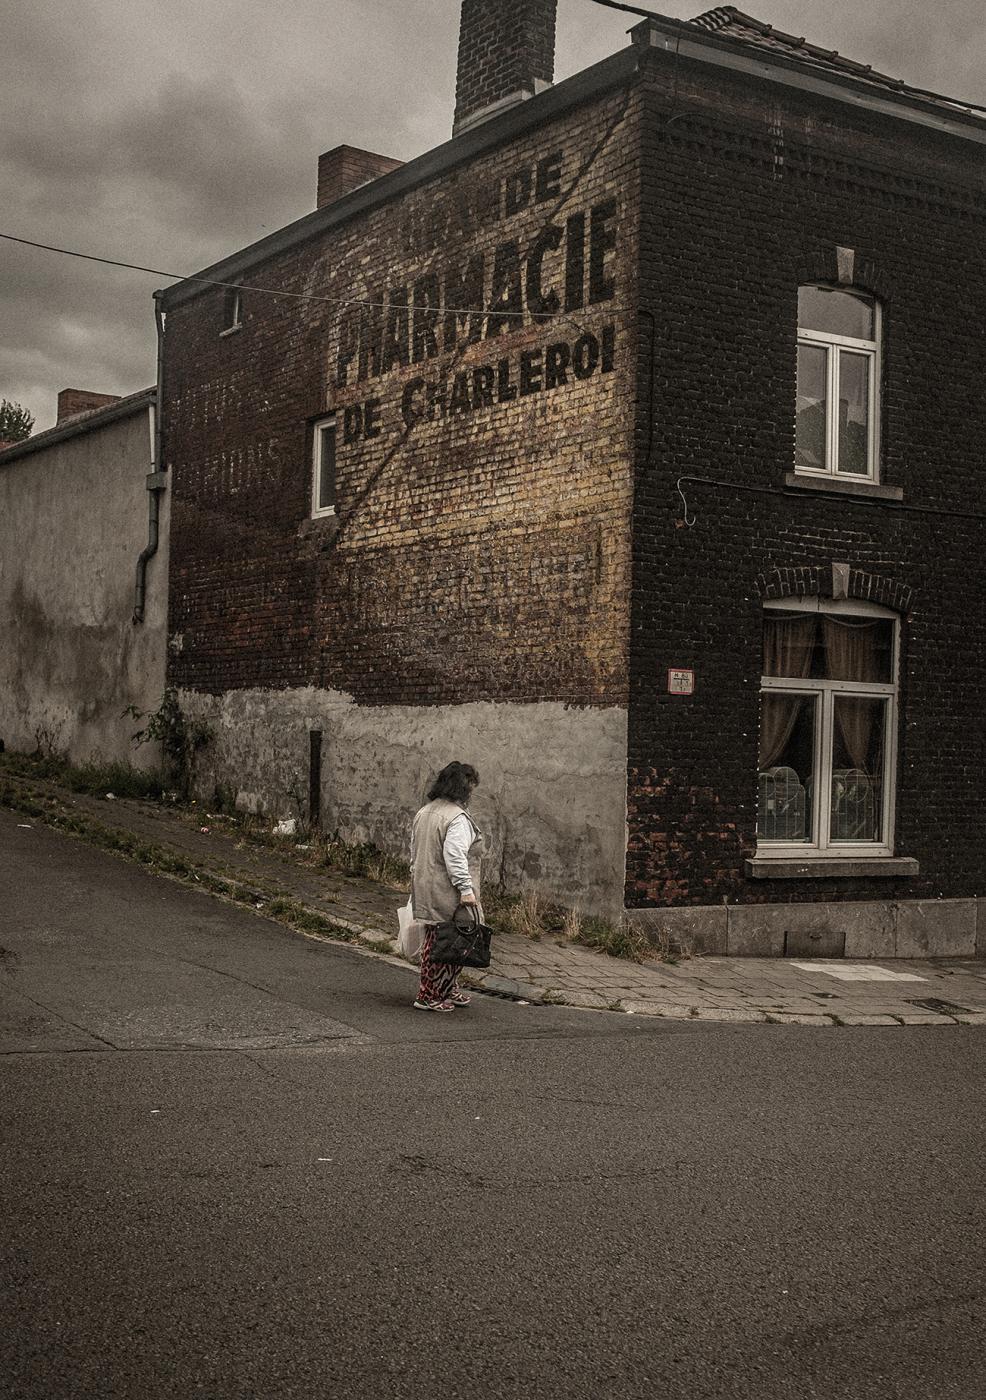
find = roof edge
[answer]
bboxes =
[632,14,986,146]
[0,387,155,468]
[160,45,640,311]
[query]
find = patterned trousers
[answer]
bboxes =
[417,925,461,1003]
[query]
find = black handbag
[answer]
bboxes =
[430,903,493,969]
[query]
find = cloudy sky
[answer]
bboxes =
[2,0,983,432]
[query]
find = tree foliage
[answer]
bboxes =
[0,399,34,443]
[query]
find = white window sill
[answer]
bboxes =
[311,507,337,520]
[746,856,919,880]
[219,323,243,338]
[784,471,903,502]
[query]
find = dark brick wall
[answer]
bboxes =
[454,0,557,129]
[56,388,120,423]
[164,85,639,710]
[317,146,404,209]
[627,53,986,907]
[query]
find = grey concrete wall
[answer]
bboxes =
[628,898,982,959]
[0,409,168,767]
[179,686,629,919]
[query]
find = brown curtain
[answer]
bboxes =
[759,614,816,768]
[822,618,880,769]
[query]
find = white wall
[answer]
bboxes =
[181,686,629,918]
[0,406,168,766]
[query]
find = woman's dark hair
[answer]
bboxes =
[427,761,479,805]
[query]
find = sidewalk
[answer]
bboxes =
[3,767,985,1027]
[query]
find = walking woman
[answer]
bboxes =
[410,761,484,1012]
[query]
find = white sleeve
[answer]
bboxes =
[442,814,475,894]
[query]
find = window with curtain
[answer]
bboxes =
[757,603,898,853]
[795,286,880,481]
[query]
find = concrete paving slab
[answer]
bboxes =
[553,990,615,1010]
[766,1013,836,1026]
[693,1007,769,1023]
[837,1014,903,1026]
[895,1014,955,1025]
[618,1000,695,1018]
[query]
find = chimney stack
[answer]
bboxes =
[56,389,121,424]
[453,0,557,135]
[317,145,404,209]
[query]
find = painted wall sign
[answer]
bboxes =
[668,669,695,695]
[329,145,620,448]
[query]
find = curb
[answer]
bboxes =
[3,773,984,1029]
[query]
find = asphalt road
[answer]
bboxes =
[2,808,984,1400]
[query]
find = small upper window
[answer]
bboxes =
[311,417,336,518]
[222,287,242,333]
[795,286,880,481]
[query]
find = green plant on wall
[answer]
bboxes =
[124,689,212,798]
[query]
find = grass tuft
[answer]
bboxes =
[0,750,164,800]
[484,889,660,963]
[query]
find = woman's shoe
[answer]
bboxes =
[448,990,472,1006]
[413,998,455,1012]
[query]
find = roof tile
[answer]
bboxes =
[689,6,974,115]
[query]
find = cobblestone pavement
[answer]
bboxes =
[4,771,985,1027]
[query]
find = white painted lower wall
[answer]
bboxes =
[179,686,630,919]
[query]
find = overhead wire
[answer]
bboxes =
[583,0,986,119]
[0,230,601,325]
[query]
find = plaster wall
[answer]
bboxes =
[180,686,629,918]
[0,409,168,766]
[628,897,980,958]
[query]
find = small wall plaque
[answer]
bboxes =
[667,668,694,695]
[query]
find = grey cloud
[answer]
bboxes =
[2,0,986,430]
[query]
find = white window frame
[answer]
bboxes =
[311,416,337,519]
[796,290,881,482]
[756,597,899,859]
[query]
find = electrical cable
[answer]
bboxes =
[584,0,986,119]
[0,230,595,325]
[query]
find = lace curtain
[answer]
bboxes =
[822,617,882,769]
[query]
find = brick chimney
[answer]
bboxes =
[317,145,404,209]
[57,388,121,424]
[453,0,557,135]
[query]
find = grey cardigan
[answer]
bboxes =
[410,798,484,924]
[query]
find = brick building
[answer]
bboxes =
[160,3,985,955]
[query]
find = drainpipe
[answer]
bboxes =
[133,289,167,623]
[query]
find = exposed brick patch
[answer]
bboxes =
[56,388,120,423]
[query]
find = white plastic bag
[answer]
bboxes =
[397,900,425,964]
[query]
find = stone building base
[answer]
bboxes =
[627,898,984,959]
[179,686,628,919]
